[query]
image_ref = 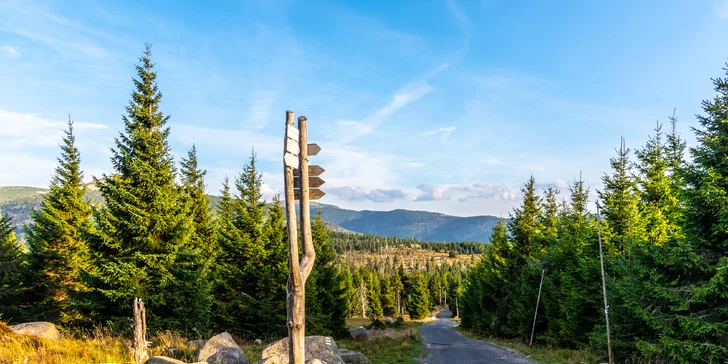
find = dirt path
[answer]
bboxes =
[419,310,538,364]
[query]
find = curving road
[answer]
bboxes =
[420,310,538,364]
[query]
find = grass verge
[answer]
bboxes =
[338,325,422,364]
[457,328,601,364]
[0,328,267,364]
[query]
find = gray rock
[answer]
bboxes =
[384,317,395,324]
[145,357,186,364]
[348,326,368,341]
[261,336,344,364]
[197,332,250,364]
[10,322,61,341]
[339,349,372,364]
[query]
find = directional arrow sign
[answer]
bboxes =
[294,188,325,200]
[294,176,325,189]
[294,165,324,177]
[308,143,321,156]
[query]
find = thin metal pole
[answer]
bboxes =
[596,204,614,364]
[529,268,545,347]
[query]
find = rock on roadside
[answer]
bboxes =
[339,349,371,364]
[261,336,344,364]
[348,326,368,341]
[10,322,61,341]
[197,332,250,364]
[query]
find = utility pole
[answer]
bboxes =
[596,203,614,364]
[529,268,545,347]
[283,110,325,364]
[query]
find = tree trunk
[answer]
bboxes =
[132,297,148,364]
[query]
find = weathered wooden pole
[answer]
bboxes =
[596,203,614,364]
[529,268,545,347]
[283,111,317,364]
[132,297,148,364]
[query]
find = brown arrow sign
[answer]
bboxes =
[294,165,325,177]
[308,143,321,156]
[294,188,325,200]
[294,176,325,189]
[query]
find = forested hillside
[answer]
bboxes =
[461,69,728,363]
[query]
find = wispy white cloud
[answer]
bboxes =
[0,110,108,149]
[415,182,519,202]
[328,186,407,203]
[0,46,20,58]
[424,126,456,136]
[331,82,436,143]
[245,89,278,130]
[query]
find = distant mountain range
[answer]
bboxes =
[0,186,501,242]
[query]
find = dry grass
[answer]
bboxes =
[0,326,268,364]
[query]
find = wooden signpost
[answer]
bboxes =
[283,110,325,364]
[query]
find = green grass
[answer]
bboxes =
[338,325,423,364]
[457,328,602,364]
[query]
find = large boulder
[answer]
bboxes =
[10,322,61,341]
[384,317,394,324]
[348,326,368,341]
[261,336,344,364]
[197,332,249,364]
[339,350,371,364]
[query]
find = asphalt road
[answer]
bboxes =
[420,310,538,364]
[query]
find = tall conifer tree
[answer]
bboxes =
[641,66,728,362]
[0,210,24,320]
[26,118,92,325]
[83,44,208,333]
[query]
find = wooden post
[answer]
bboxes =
[596,204,614,364]
[455,296,459,318]
[529,268,545,348]
[284,111,317,364]
[132,297,148,364]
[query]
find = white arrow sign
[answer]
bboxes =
[286,138,299,156]
[284,153,299,168]
[286,124,299,141]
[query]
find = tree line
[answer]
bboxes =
[0,45,351,340]
[340,258,465,320]
[460,66,728,363]
[329,231,486,255]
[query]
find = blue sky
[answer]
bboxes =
[2,0,728,217]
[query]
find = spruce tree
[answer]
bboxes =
[640,66,728,362]
[380,274,396,316]
[306,212,347,337]
[598,138,642,253]
[83,44,208,333]
[25,118,92,325]
[405,271,430,320]
[180,145,215,256]
[366,271,382,318]
[0,210,25,320]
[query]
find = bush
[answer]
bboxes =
[367,318,385,330]
[393,316,405,328]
